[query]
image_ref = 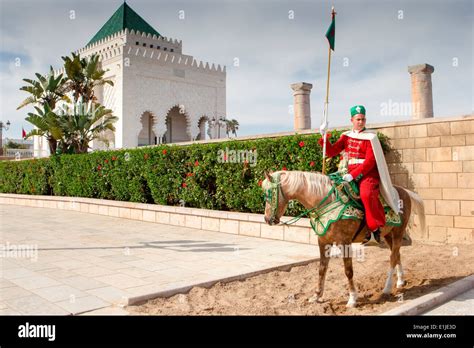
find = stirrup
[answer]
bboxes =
[361,231,380,247]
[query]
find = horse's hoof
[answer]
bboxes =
[308,295,323,303]
[346,300,357,308]
[346,292,358,308]
[308,295,317,303]
[396,280,406,288]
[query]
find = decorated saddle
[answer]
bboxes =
[309,172,402,236]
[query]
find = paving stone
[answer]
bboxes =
[81,306,130,315]
[9,275,61,290]
[86,286,131,304]
[0,286,33,301]
[55,295,109,314]
[5,294,69,315]
[96,274,151,289]
[60,275,108,291]
[31,284,89,303]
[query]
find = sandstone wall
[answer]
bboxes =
[371,115,474,243]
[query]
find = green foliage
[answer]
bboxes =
[5,141,28,149]
[0,132,390,216]
[17,66,67,111]
[0,158,51,195]
[19,53,116,155]
[61,53,114,103]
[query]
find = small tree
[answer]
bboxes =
[20,52,116,154]
[225,119,240,137]
[5,141,28,149]
[24,104,63,154]
[17,66,68,111]
[62,53,114,103]
[57,99,118,154]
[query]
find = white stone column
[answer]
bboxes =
[291,82,313,130]
[408,63,435,119]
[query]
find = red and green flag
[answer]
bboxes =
[325,10,336,51]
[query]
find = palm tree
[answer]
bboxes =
[57,99,118,154]
[62,53,114,103]
[20,52,116,155]
[24,104,63,154]
[225,119,240,137]
[17,66,68,110]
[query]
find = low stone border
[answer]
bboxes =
[0,193,318,245]
[381,274,474,315]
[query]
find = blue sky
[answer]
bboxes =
[1,0,472,139]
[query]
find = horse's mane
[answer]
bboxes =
[263,171,333,199]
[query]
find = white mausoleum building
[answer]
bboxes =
[35,2,226,156]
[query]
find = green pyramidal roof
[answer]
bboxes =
[87,2,161,46]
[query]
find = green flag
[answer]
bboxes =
[325,12,335,51]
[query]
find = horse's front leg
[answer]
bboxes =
[309,240,330,303]
[343,246,358,308]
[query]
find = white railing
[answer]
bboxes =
[5,148,34,159]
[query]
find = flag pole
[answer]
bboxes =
[322,45,332,175]
[322,6,336,175]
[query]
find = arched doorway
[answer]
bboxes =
[138,112,157,146]
[163,106,190,143]
[196,116,209,141]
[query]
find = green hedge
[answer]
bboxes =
[0,131,391,216]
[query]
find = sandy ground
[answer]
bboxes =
[128,242,474,315]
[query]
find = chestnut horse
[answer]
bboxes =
[262,171,425,307]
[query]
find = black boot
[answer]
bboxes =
[361,229,381,246]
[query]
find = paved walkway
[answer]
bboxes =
[423,288,474,315]
[0,204,318,315]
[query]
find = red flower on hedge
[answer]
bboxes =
[299,141,305,148]
[258,180,263,187]
[282,167,287,171]
[186,173,194,177]
[182,182,187,188]
[97,165,102,171]
[194,160,199,166]
[162,149,167,155]
[111,156,117,161]
[310,161,315,167]
[104,159,109,164]
[144,154,149,160]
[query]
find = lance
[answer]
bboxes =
[321,6,336,175]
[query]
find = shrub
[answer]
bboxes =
[0,131,389,216]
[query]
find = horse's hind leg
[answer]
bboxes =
[343,248,358,308]
[309,241,330,303]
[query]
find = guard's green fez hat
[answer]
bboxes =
[350,105,366,117]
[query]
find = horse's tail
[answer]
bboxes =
[405,188,426,234]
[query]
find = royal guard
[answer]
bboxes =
[319,105,401,246]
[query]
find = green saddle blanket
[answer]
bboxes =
[309,172,402,236]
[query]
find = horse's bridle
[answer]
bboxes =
[264,173,286,223]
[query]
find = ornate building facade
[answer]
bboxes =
[35,2,226,156]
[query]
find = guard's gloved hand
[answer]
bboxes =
[342,173,353,182]
[319,121,328,135]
